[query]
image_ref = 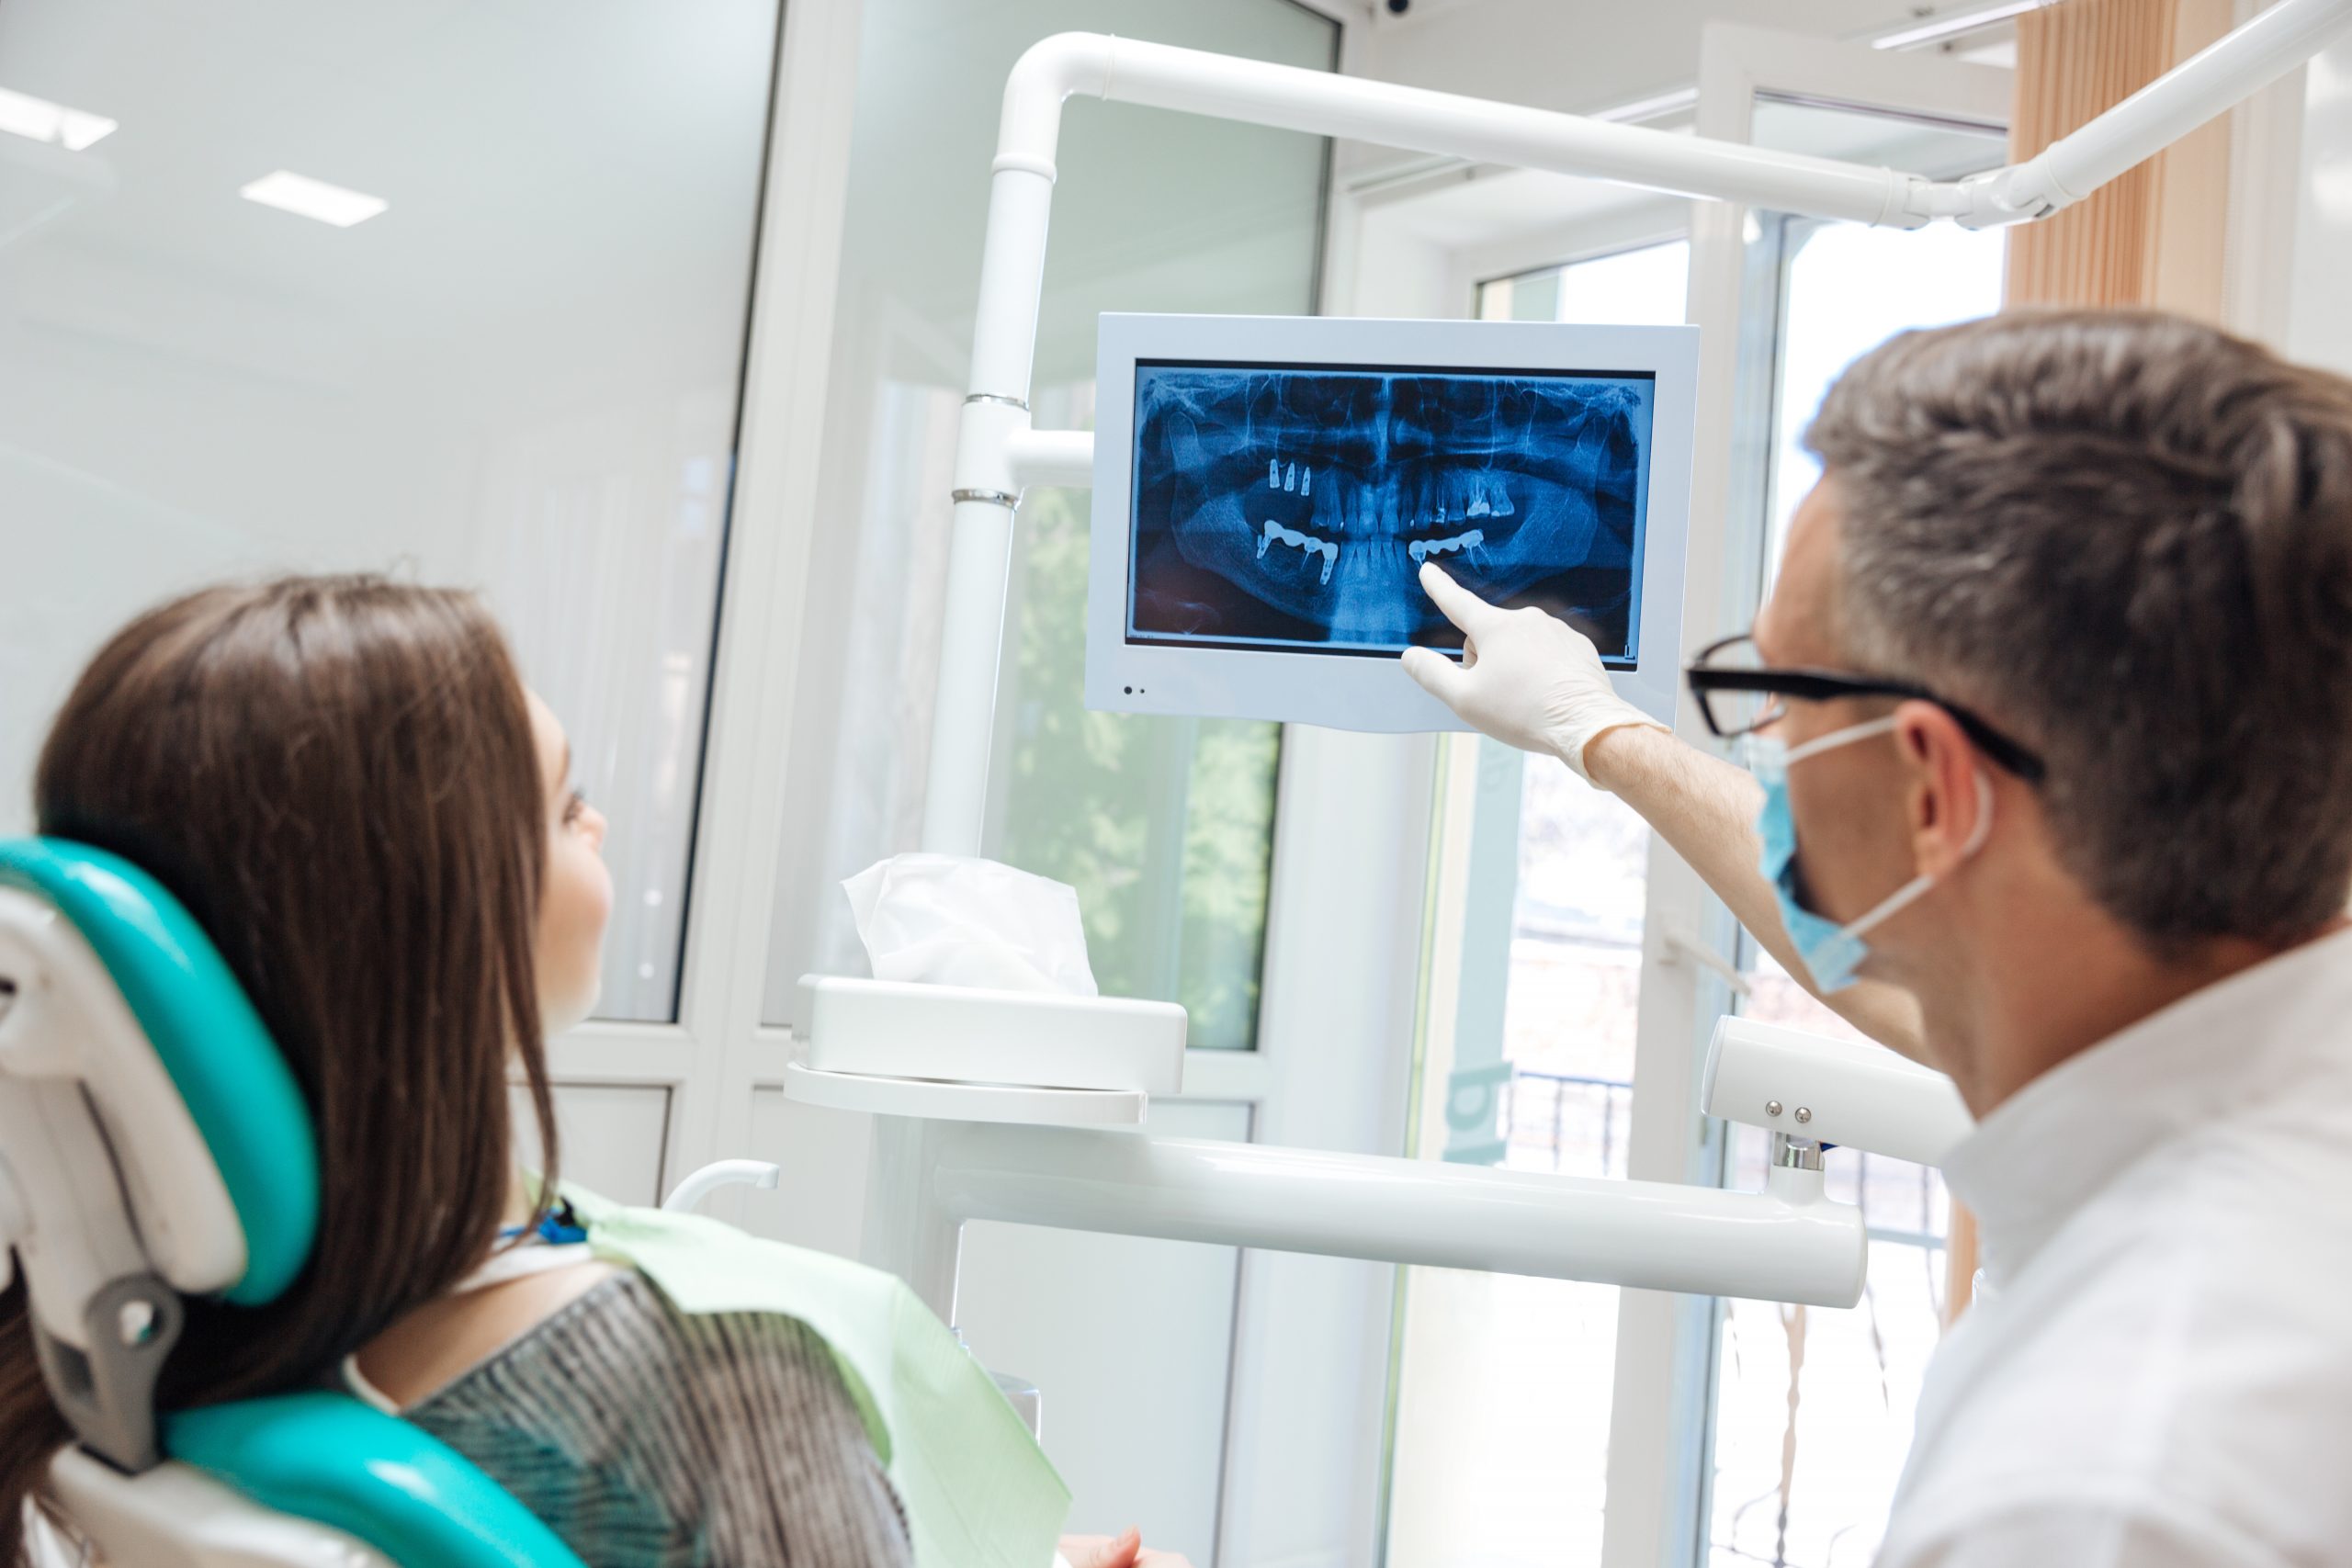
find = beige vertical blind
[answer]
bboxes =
[2006,0,2234,319]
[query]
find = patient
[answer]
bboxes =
[0,577,1183,1568]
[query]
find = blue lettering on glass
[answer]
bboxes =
[1127,364,1651,658]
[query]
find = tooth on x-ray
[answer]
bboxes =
[1284,462,1297,492]
[1253,519,1343,586]
[1269,457,1282,487]
[1408,529,1485,566]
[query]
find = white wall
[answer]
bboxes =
[2288,36,2352,376]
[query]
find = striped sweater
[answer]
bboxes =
[401,1270,914,1567]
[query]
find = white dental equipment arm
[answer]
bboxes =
[718,1019,1974,1314]
[786,4,2327,1321]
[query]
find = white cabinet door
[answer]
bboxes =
[514,1083,677,1209]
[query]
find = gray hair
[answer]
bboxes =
[1805,309,2352,952]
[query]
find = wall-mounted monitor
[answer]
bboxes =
[1086,312,1699,732]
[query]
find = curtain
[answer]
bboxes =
[2005,0,2236,318]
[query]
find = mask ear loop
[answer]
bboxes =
[1781,714,1900,767]
[1959,769,1996,857]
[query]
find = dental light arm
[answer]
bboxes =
[1946,0,2352,224]
[1704,1016,1973,1168]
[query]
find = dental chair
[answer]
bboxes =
[0,838,585,1568]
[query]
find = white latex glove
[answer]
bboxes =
[1401,562,1668,783]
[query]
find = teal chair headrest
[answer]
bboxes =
[167,1393,587,1568]
[0,837,319,1304]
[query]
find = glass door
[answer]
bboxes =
[1600,27,2014,1568]
[1385,237,1694,1568]
[1707,200,2005,1568]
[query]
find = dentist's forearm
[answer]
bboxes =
[1579,724,1931,1064]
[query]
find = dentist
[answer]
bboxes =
[1405,310,2352,1566]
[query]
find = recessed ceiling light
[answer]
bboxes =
[0,86,118,152]
[238,170,388,228]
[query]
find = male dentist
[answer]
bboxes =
[1407,310,2352,1566]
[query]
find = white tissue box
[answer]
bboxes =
[797,976,1187,1095]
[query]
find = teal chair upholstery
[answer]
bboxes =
[0,838,586,1568]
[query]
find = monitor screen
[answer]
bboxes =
[1125,359,1655,663]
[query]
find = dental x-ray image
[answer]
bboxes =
[1126,360,1653,659]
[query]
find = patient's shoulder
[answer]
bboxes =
[354,1252,621,1408]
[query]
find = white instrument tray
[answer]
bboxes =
[797,975,1187,1094]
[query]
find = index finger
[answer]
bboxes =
[1417,562,1506,635]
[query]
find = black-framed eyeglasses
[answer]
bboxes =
[1684,633,2048,784]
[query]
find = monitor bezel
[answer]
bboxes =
[1086,312,1699,734]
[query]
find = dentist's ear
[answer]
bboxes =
[1894,699,1993,878]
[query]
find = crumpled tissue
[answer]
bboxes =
[842,852,1099,996]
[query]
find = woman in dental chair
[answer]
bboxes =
[0,576,1182,1568]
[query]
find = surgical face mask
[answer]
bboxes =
[1749,716,1994,993]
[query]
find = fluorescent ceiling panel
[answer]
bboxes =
[239,169,389,228]
[0,86,117,151]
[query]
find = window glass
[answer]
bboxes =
[1707,209,2004,1568]
[994,393,1286,1051]
[1385,238,1689,1568]
[1481,240,1692,329]
[0,0,778,1021]
[764,0,1335,1043]
[1765,220,2008,574]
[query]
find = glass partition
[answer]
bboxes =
[0,0,779,1021]
[763,0,1337,1047]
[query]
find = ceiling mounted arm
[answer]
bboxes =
[1933,0,2352,227]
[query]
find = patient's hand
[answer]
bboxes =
[1059,1527,1193,1568]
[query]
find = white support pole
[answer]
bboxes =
[928,1123,1869,1308]
[921,168,1060,857]
[861,1116,967,1322]
[996,34,1918,228]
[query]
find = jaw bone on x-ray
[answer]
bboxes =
[1127,362,1653,657]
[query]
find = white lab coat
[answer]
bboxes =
[1878,926,2352,1566]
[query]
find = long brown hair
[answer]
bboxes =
[0,576,563,1563]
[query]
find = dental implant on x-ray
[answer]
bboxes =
[1128,363,1650,651]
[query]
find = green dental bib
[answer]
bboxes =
[561,1185,1071,1568]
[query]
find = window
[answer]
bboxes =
[0,0,780,1022]
[1707,209,2005,1568]
[1385,237,1691,1568]
[995,400,1286,1051]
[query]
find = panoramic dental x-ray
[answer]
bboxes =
[1128,362,1654,659]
